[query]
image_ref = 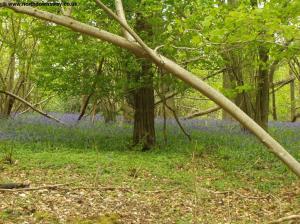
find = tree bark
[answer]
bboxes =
[290,69,296,121]
[133,61,155,150]
[222,71,234,120]
[115,0,155,148]
[4,4,300,177]
[255,46,270,130]
[2,53,15,117]
[78,94,93,121]
[270,69,277,121]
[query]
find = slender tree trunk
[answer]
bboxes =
[3,53,16,117]
[78,94,93,121]
[270,71,277,120]
[290,69,296,121]
[222,71,233,120]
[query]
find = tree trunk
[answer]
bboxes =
[115,0,155,146]
[255,46,269,130]
[2,53,16,118]
[290,69,296,121]
[222,71,234,120]
[78,94,92,121]
[133,61,155,150]
[270,70,277,121]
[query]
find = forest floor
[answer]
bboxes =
[0,114,299,223]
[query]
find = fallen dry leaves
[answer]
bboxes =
[0,168,299,223]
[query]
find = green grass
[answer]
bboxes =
[0,120,299,192]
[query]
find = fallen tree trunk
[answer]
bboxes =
[2,3,300,177]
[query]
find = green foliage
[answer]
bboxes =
[0,141,15,165]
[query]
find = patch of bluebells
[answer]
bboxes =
[0,113,299,153]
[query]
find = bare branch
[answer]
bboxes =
[17,95,55,115]
[95,0,164,65]
[0,90,65,124]
[185,106,221,119]
[157,91,191,141]
[154,91,179,106]
[165,102,191,141]
[270,77,295,94]
[114,0,134,41]
[203,68,227,80]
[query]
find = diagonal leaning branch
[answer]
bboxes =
[0,90,65,124]
[1,3,300,177]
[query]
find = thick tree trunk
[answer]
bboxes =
[131,10,156,149]
[133,61,155,150]
[115,0,155,146]
[255,47,269,130]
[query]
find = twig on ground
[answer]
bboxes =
[200,187,270,200]
[142,188,179,194]
[269,215,300,223]
[0,183,72,192]
[61,186,131,191]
